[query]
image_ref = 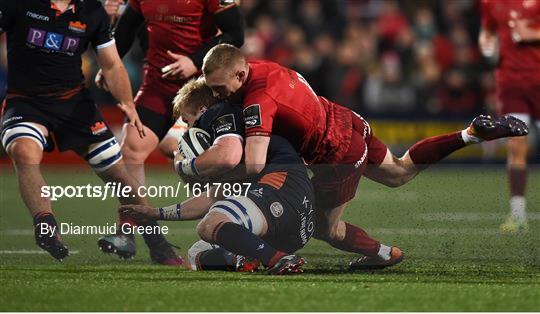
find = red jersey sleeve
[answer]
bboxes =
[207,0,237,14]
[128,0,141,12]
[243,91,277,137]
[480,0,497,31]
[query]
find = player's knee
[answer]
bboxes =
[197,214,220,242]
[121,141,150,164]
[86,138,123,173]
[6,139,43,164]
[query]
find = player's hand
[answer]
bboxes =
[119,204,159,220]
[117,102,146,138]
[94,69,109,91]
[104,0,125,25]
[161,51,198,80]
[509,18,540,42]
[478,30,497,58]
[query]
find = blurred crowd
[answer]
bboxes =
[0,0,497,119]
[240,0,496,119]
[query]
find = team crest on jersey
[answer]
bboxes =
[220,0,235,7]
[243,104,262,128]
[69,21,87,34]
[90,122,108,135]
[214,114,237,135]
[270,202,284,218]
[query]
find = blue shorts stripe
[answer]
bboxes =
[213,204,249,230]
[93,151,122,168]
[5,133,44,148]
[2,123,46,144]
[86,138,117,161]
[226,199,253,232]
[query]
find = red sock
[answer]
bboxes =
[119,212,137,228]
[408,132,466,170]
[508,167,527,196]
[328,223,380,257]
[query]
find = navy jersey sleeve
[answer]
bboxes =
[210,105,245,142]
[0,0,18,32]
[91,3,115,49]
[196,103,245,143]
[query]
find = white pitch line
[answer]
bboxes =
[419,212,540,222]
[0,250,79,254]
[369,227,500,236]
[0,227,502,237]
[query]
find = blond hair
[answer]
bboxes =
[202,43,246,76]
[172,78,217,119]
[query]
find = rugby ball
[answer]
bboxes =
[178,127,212,159]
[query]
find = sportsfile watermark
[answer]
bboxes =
[40,182,252,201]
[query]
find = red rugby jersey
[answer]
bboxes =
[481,0,540,85]
[129,0,236,113]
[242,60,354,164]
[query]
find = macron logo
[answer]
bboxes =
[26,11,50,22]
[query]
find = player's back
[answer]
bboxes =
[244,60,354,164]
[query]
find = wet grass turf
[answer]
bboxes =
[1,165,539,311]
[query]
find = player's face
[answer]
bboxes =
[205,68,244,100]
[181,106,207,127]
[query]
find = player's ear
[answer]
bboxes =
[236,70,246,83]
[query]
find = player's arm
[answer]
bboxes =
[162,3,244,79]
[119,188,223,221]
[244,136,270,175]
[190,4,245,68]
[242,97,276,175]
[194,135,244,177]
[478,0,498,58]
[96,44,144,138]
[113,1,145,58]
[510,19,540,42]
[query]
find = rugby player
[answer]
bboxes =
[479,0,540,233]
[121,79,314,274]
[201,44,529,270]
[95,0,245,258]
[0,0,181,264]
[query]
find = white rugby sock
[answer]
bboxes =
[510,196,527,222]
[377,244,392,261]
[461,128,482,145]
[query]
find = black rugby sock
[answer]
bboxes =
[214,222,282,267]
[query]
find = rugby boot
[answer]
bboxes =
[149,240,184,266]
[34,222,69,261]
[235,255,261,273]
[500,215,529,234]
[97,233,136,259]
[467,115,528,141]
[266,254,305,275]
[349,246,404,271]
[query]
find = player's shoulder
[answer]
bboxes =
[197,102,242,131]
[246,60,286,95]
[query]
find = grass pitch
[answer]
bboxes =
[0,165,539,311]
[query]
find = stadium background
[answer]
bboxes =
[0,0,538,164]
[0,1,539,311]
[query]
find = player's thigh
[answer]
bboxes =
[497,84,530,117]
[206,196,269,237]
[1,99,51,164]
[120,121,159,162]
